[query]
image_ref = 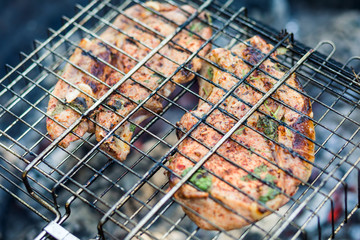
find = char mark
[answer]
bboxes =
[174,46,185,53]
[243,47,265,65]
[123,101,132,108]
[126,37,138,46]
[293,115,308,126]
[180,68,192,78]
[97,41,110,51]
[176,122,185,139]
[185,62,193,70]
[69,97,87,113]
[85,80,99,93]
[301,97,312,115]
[231,52,239,57]
[81,49,97,61]
[91,62,105,79]
[134,24,157,36]
[292,116,313,151]
[293,132,310,152]
[293,76,305,91]
[108,99,123,111]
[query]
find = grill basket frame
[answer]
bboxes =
[0,0,360,239]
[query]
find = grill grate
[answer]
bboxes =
[1,0,360,239]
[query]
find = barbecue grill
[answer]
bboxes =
[1,0,360,239]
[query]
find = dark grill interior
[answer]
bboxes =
[0,0,359,239]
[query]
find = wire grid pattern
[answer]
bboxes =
[0,0,359,239]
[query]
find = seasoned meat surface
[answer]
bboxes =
[46,38,112,147]
[46,1,212,160]
[168,36,315,230]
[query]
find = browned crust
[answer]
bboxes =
[291,77,315,159]
[280,75,315,179]
[46,2,212,151]
[168,36,315,230]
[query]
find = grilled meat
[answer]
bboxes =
[168,36,315,230]
[46,38,112,147]
[46,1,212,160]
[95,2,212,160]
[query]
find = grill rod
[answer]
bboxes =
[27,0,216,238]
[0,0,357,239]
[14,0,107,222]
[96,3,264,237]
[96,10,325,238]
[124,36,315,240]
[22,0,211,210]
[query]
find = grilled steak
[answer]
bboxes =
[168,36,315,230]
[46,1,212,160]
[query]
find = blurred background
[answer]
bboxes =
[0,0,360,239]
[0,0,87,78]
[1,0,360,78]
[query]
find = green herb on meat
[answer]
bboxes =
[248,146,256,155]
[190,22,205,32]
[240,176,247,181]
[255,164,267,174]
[189,22,205,36]
[240,164,268,181]
[263,101,281,120]
[130,124,136,132]
[257,116,279,140]
[181,167,192,177]
[276,47,288,55]
[249,74,261,82]
[285,127,292,136]
[151,73,161,78]
[206,13,212,24]
[151,73,165,84]
[168,156,174,163]
[273,63,287,72]
[50,102,68,117]
[202,87,209,98]
[234,126,245,135]
[259,187,280,203]
[263,100,272,113]
[68,97,87,113]
[207,66,213,79]
[272,106,281,119]
[263,173,276,184]
[240,68,248,77]
[157,77,165,84]
[182,167,212,192]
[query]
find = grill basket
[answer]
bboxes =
[0,0,360,239]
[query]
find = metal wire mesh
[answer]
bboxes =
[0,0,360,239]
